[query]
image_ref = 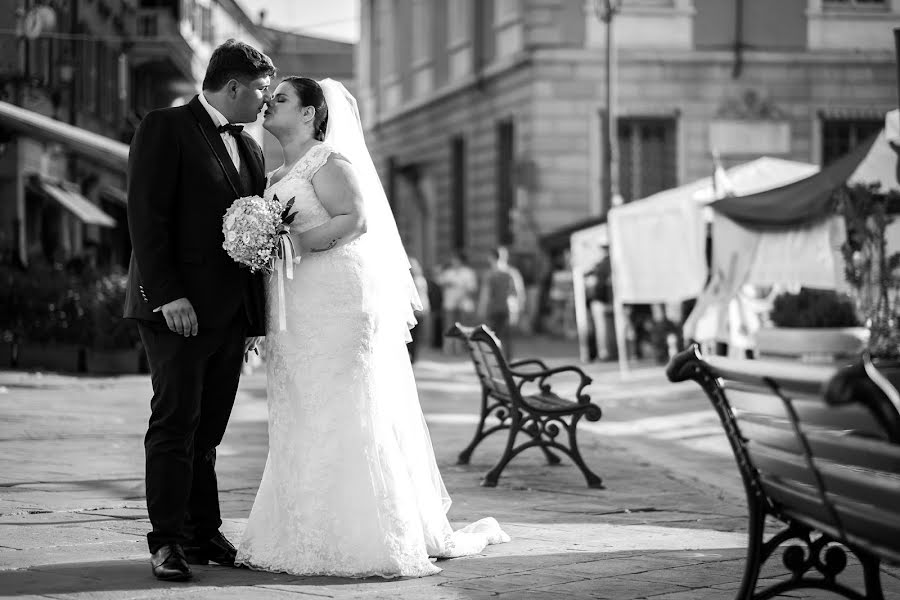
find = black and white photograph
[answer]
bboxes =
[1,1,899,598]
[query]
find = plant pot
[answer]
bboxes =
[84,348,142,375]
[16,342,83,373]
[755,327,870,364]
[0,341,14,368]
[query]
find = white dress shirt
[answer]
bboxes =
[199,92,240,171]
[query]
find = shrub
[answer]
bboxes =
[769,288,860,328]
[0,263,139,349]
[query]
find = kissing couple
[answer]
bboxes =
[124,39,508,581]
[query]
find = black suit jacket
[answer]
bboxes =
[124,96,267,336]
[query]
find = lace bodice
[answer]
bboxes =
[265,143,335,234]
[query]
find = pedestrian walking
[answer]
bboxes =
[437,252,478,354]
[477,246,526,357]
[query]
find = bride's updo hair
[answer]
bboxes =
[283,76,328,141]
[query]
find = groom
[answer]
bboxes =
[124,39,274,581]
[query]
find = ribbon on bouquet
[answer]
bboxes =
[273,234,298,331]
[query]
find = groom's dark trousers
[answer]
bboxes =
[123,96,266,553]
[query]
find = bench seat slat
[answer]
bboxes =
[760,477,840,530]
[817,461,900,507]
[523,392,579,413]
[830,496,900,555]
[746,443,818,487]
[808,432,900,471]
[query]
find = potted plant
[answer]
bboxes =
[757,287,868,362]
[12,264,89,372]
[836,183,900,359]
[83,273,143,375]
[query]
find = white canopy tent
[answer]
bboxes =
[605,157,819,374]
[684,109,900,359]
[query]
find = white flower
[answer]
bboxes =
[225,214,236,229]
[242,232,251,244]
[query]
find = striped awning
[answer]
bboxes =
[32,177,117,227]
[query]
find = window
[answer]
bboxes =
[823,0,886,6]
[412,0,430,62]
[377,0,396,78]
[450,136,467,250]
[26,38,52,85]
[81,40,98,112]
[96,44,108,117]
[200,5,213,42]
[617,117,677,203]
[494,0,520,25]
[821,119,882,166]
[496,120,515,245]
[448,0,469,46]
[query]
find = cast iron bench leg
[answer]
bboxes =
[458,391,490,465]
[736,495,766,600]
[482,421,520,487]
[565,418,603,489]
[860,551,885,600]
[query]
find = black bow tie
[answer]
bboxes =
[217,123,243,136]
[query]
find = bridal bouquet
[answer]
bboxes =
[222,194,297,273]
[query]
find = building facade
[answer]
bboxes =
[0,0,265,268]
[360,0,899,279]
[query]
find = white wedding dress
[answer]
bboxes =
[234,143,509,578]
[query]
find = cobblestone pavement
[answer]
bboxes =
[1,336,898,599]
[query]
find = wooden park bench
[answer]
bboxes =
[446,323,603,488]
[667,344,900,600]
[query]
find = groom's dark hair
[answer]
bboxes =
[202,39,275,91]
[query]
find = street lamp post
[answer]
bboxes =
[594,0,622,216]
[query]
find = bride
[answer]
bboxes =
[234,77,509,578]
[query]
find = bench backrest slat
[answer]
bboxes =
[726,384,889,439]
[470,340,514,399]
[448,323,519,405]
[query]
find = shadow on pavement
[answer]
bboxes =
[0,559,404,596]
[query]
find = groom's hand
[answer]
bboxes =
[161,297,198,337]
[244,336,261,361]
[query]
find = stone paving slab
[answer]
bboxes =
[2,352,899,599]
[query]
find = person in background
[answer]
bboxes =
[585,254,613,361]
[477,246,526,357]
[548,250,577,339]
[437,252,478,355]
[427,265,444,350]
[408,257,430,364]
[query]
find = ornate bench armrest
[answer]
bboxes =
[666,345,704,384]
[509,358,549,371]
[509,365,593,403]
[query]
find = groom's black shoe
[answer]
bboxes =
[184,532,237,567]
[151,543,192,581]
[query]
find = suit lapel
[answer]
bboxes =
[235,132,266,195]
[188,96,241,198]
